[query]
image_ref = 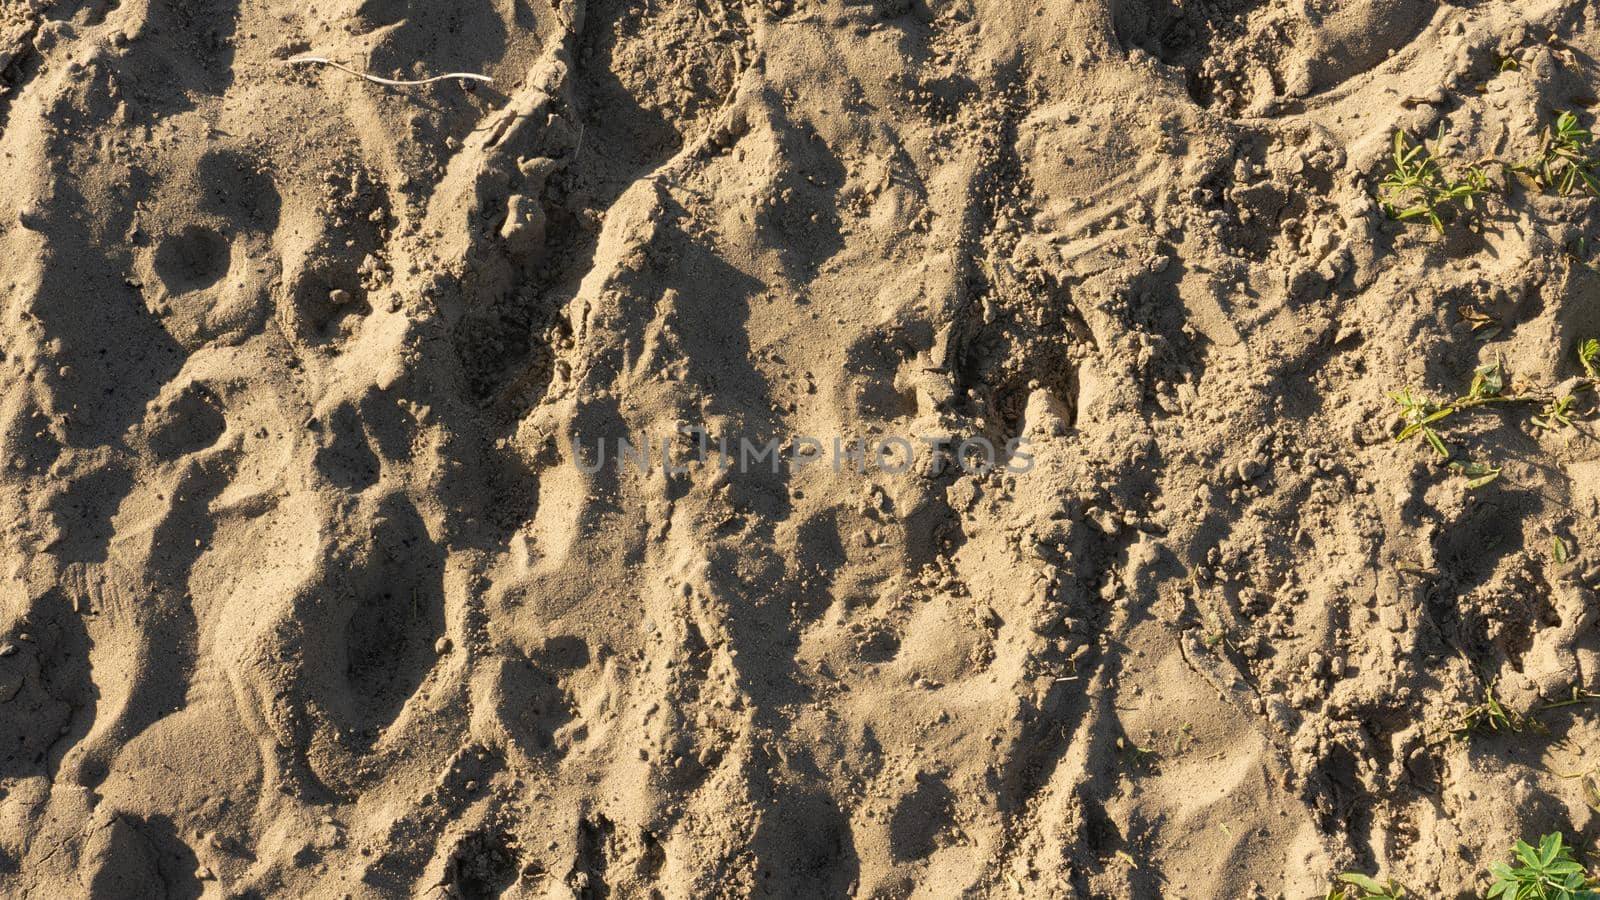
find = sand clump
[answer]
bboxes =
[2,0,1600,896]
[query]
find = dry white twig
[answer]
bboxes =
[283,56,492,87]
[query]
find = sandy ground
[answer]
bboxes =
[4,0,1600,897]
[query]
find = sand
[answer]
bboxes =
[2,0,1600,896]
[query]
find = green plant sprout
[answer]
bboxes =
[1567,237,1599,272]
[1533,394,1577,430]
[1553,535,1572,564]
[1487,833,1600,899]
[1391,361,1514,459]
[1328,873,1407,899]
[1513,112,1600,197]
[1116,737,1159,774]
[1454,679,1543,739]
[1377,112,1600,235]
[1449,459,1502,489]
[1390,386,1453,458]
[1378,129,1490,232]
[1393,344,1600,479]
[1542,686,1600,712]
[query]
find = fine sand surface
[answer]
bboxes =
[4,0,1600,897]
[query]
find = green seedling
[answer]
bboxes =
[1467,359,1506,400]
[1515,112,1600,197]
[1197,605,1230,651]
[1543,686,1600,712]
[1388,352,1600,481]
[1117,737,1159,773]
[1487,833,1600,899]
[1525,340,1600,431]
[1391,386,1453,458]
[1449,459,1502,489]
[1553,535,1572,564]
[1328,873,1407,899]
[1454,679,1542,739]
[1567,237,1599,272]
[1581,339,1600,379]
[1378,129,1490,232]
[1533,394,1577,430]
[1391,361,1514,461]
[1174,722,1194,754]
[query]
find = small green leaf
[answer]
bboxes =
[1424,428,1450,460]
[1338,874,1386,893]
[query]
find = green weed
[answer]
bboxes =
[1514,112,1600,197]
[1377,129,1490,232]
[1117,737,1159,774]
[1567,237,1599,272]
[1454,679,1542,739]
[1327,873,1407,899]
[1448,459,1502,489]
[1533,394,1578,431]
[1390,360,1516,470]
[1542,686,1600,712]
[1580,339,1600,379]
[1390,386,1453,459]
[1391,344,1600,483]
[1552,535,1572,564]
[1487,833,1600,899]
[1377,112,1600,238]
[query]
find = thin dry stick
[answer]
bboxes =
[283,56,492,87]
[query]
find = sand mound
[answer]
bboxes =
[2,0,1600,896]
